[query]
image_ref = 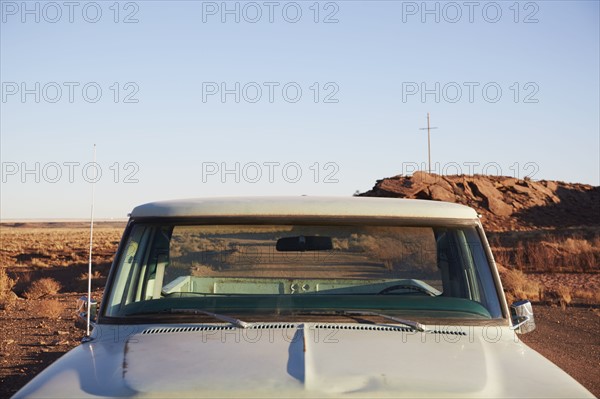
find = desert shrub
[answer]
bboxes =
[24,278,62,299]
[331,237,350,250]
[30,258,49,267]
[490,241,526,270]
[544,286,574,309]
[19,271,32,285]
[497,264,542,304]
[491,247,511,267]
[556,286,573,309]
[592,235,600,249]
[79,270,102,280]
[0,268,16,294]
[560,236,599,272]
[526,241,559,272]
[495,234,599,273]
[515,242,527,270]
[564,237,593,252]
[37,299,65,319]
[576,249,597,272]
[574,289,600,305]
[0,268,17,309]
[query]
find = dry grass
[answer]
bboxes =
[543,286,574,310]
[0,268,17,309]
[18,271,32,285]
[37,299,65,319]
[548,286,600,308]
[24,278,62,299]
[497,264,542,304]
[491,229,600,305]
[498,266,600,306]
[574,289,600,304]
[78,271,102,281]
[0,268,16,294]
[556,286,573,309]
[491,233,599,273]
[0,223,123,270]
[491,246,511,267]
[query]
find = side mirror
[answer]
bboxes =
[75,296,97,331]
[510,299,536,334]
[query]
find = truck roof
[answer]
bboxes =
[129,196,478,220]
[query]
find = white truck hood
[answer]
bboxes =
[13,323,593,398]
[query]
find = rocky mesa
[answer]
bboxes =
[359,172,600,232]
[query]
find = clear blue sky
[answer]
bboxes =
[1,0,599,219]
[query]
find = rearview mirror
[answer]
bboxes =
[276,235,333,251]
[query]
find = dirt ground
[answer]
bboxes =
[520,305,600,397]
[0,290,103,398]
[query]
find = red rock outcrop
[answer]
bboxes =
[359,173,599,231]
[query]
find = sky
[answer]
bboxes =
[1,0,599,219]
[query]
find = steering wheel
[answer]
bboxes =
[377,284,438,296]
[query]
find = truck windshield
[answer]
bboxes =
[103,223,502,320]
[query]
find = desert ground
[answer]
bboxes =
[1,173,599,398]
[0,222,121,397]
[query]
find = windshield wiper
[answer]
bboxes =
[127,308,252,329]
[299,310,428,332]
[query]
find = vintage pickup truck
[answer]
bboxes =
[14,196,594,398]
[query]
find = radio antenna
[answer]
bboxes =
[86,144,97,336]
